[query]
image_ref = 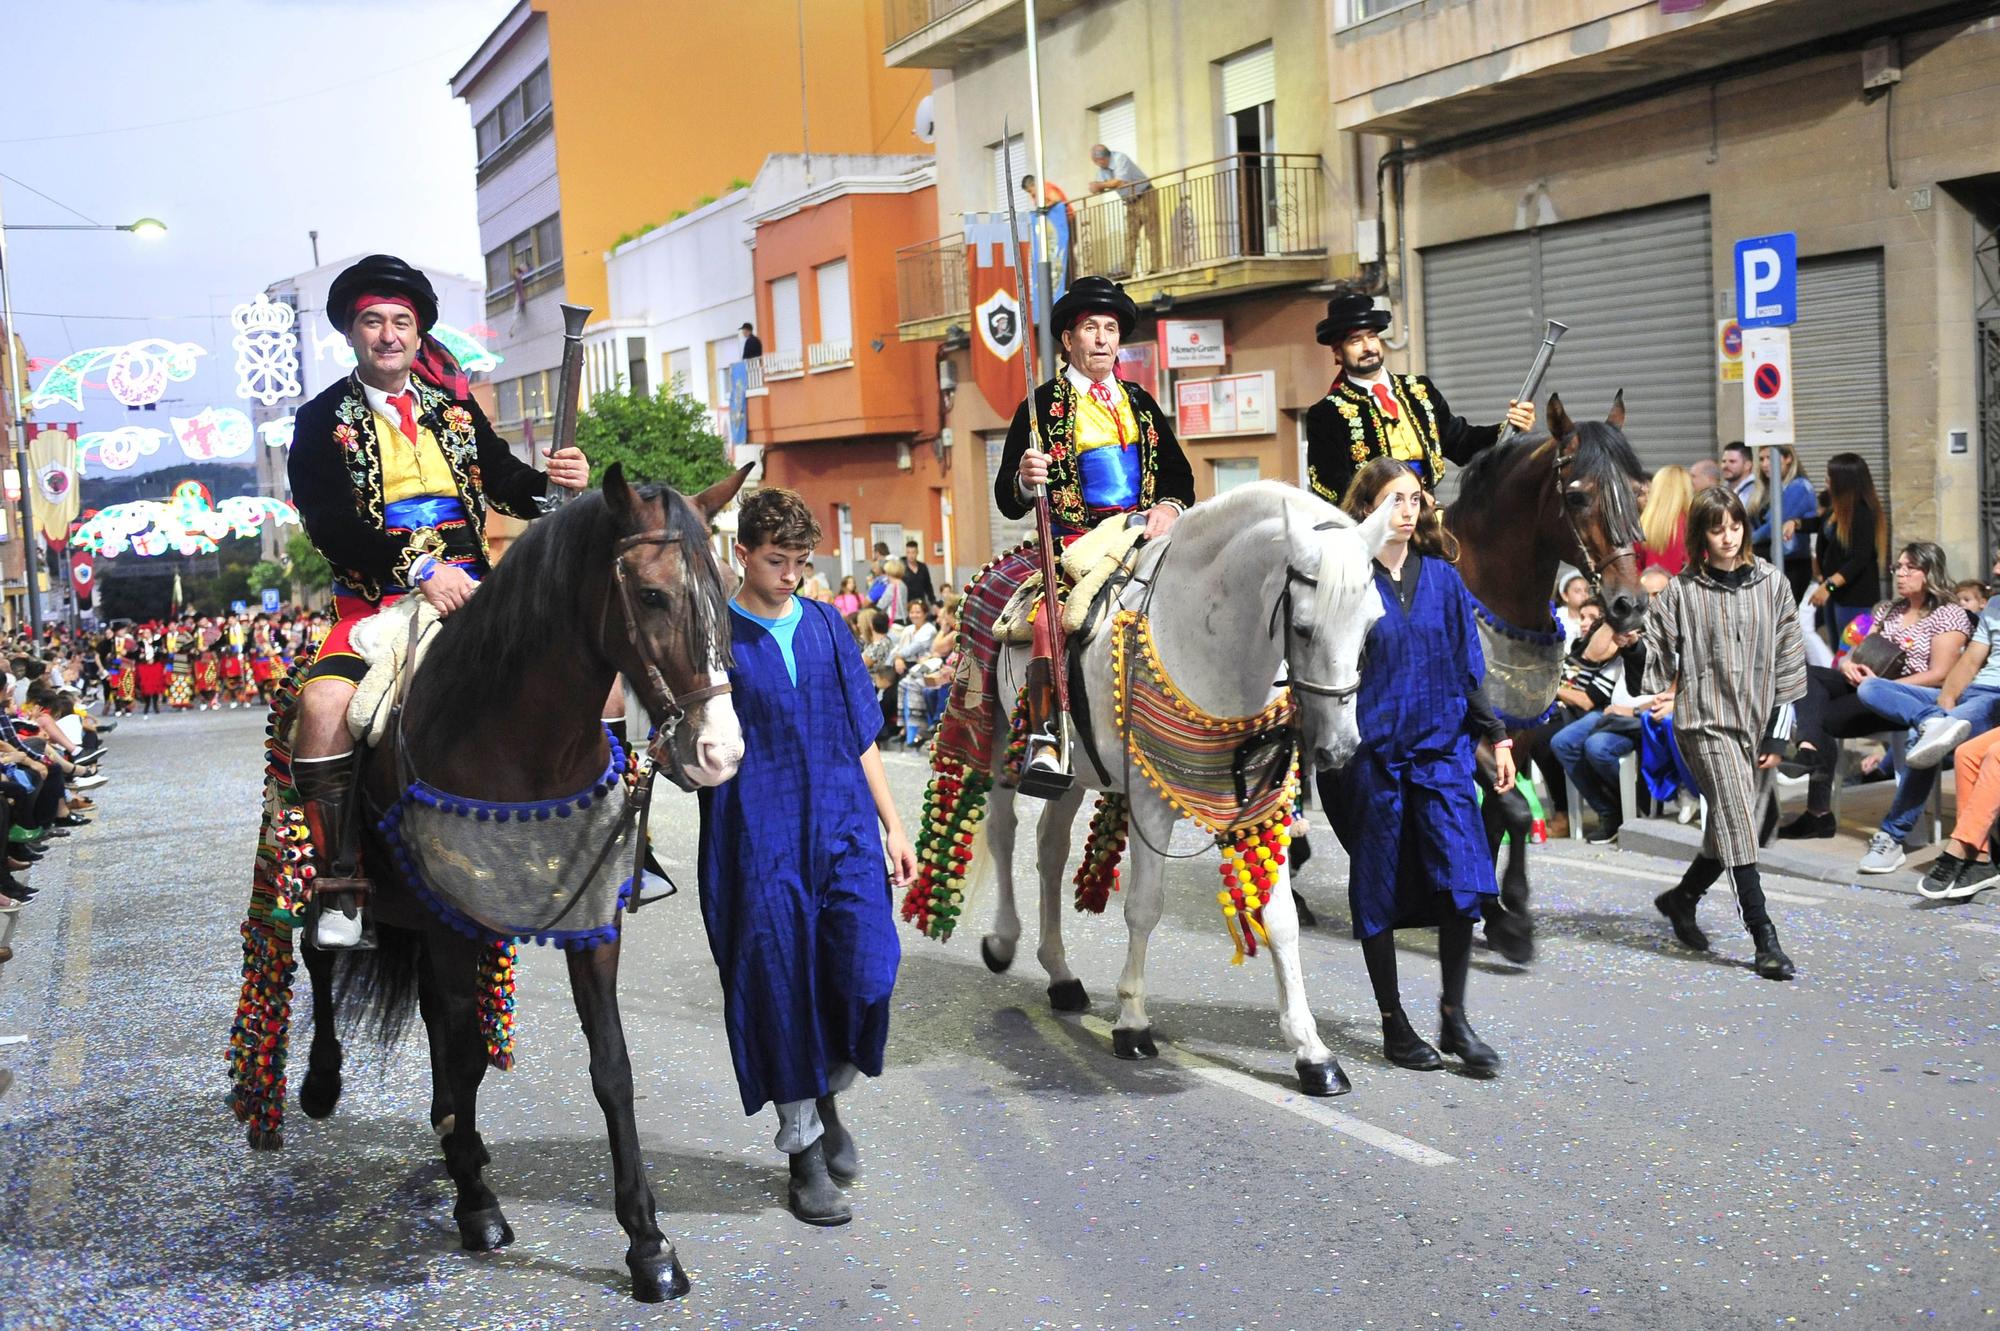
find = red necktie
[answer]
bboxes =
[1089,380,1129,444]
[386,391,418,444]
[1371,382,1400,422]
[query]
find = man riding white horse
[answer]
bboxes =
[286,255,589,947]
[941,276,1195,791]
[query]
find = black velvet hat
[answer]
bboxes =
[326,254,441,332]
[1315,292,1391,346]
[1049,275,1137,338]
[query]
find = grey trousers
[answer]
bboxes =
[773,1062,859,1154]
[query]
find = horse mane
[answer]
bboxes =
[405,483,722,769]
[1448,422,1645,547]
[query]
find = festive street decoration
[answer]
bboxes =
[75,425,167,474]
[27,424,80,542]
[231,293,302,406]
[28,338,204,410]
[69,480,300,557]
[258,417,296,450]
[172,406,255,460]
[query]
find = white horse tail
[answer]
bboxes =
[953,811,996,923]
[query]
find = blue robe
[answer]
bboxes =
[1320,555,1498,939]
[698,596,901,1115]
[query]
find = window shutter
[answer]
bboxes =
[1093,97,1137,161]
[1219,45,1275,115]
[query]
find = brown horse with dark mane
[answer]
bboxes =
[230,464,747,1304]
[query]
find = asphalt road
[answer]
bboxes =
[1,707,1994,1330]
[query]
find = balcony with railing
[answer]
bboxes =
[895,233,968,340]
[808,340,854,372]
[760,348,804,381]
[884,0,1088,69]
[1067,153,1327,301]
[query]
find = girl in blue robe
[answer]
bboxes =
[698,488,917,1226]
[1318,459,1513,1078]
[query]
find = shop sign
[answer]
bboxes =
[1158,318,1227,370]
[1175,370,1276,439]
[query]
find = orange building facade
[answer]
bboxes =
[745,170,956,580]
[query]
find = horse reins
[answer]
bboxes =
[606,527,731,772]
[1550,433,1638,597]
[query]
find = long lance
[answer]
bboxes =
[1002,119,1069,715]
[1495,318,1568,446]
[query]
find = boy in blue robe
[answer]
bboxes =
[698,487,918,1226]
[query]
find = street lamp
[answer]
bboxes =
[0,193,166,636]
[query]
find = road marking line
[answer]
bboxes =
[1076,1015,1456,1167]
[1537,853,1825,904]
[1953,920,2000,937]
[48,1033,86,1089]
[57,901,91,1006]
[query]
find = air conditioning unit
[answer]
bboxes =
[897,442,913,472]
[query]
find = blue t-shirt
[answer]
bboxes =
[729,595,804,685]
[1971,603,2000,689]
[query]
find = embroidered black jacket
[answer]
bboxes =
[1304,373,1499,505]
[994,375,1196,532]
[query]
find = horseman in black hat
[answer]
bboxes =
[1304,292,1535,506]
[941,276,1194,788]
[286,254,590,947]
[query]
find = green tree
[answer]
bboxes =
[285,530,331,593]
[574,383,731,494]
[246,559,289,599]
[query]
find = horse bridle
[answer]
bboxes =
[607,527,731,771]
[1550,431,1638,596]
[1273,513,1365,703]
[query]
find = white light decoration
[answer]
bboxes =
[318,322,501,374]
[171,406,254,461]
[231,293,302,406]
[75,426,168,475]
[258,417,296,450]
[70,480,300,558]
[29,339,205,410]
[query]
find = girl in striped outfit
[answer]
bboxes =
[1643,484,1808,980]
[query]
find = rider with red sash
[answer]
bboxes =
[286,254,589,947]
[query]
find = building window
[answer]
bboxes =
[627,337,650,396]
[496,378,522,423]
[990,135,1029,212]
[769,275,802,353]
[665,347,691,394]
[815,259,852,347]
[1092,96,1137,163]
[1343,0,1420,26]
[484,213,563,303]
[475,60,554,167]
[1212,459,1260,494]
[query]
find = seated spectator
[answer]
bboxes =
[1955,580,1989,617]
[1554,574,1590,641]
[1916,720,2000,900]
[1550,618,1653,842]
[888,603,938,744]
[1849,550,2000,873]
[1636,464,1693,578]
[897,606,958,748]
[1520,599,1620,836]
[832,576,863,617]
[1783,542,1971,839]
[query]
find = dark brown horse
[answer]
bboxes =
[1446,392,1650,962]
[290,464,747,1303]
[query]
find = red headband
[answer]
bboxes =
[347,293,469,397]
[350,292,419,325]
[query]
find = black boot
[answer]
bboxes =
[1381,1008,1443,1070]
[1654,888,1709,951]
[817,1095,857,1182]
[1437,1005,1501,1078]
[787,1140,851,1226]
[293,753,372,950]
[1751,922,1796,981]
[1776,810,1837,840]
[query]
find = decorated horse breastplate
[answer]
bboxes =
[1470,600,1566,730]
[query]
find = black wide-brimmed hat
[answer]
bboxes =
[1315,292,1390,346]
[1050,276,1136,338]
[327,254,441,332]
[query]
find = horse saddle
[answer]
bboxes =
[346,598,443,746]
[992,516,1148,646]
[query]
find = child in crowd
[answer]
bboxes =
[1554,574,1591,640]
[1955,580,1989,618]
[1645,485,1807,980]
[698,487,917,1227]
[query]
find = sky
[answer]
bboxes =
[1,0,516,473]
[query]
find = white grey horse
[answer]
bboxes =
[974,482,1391,1096]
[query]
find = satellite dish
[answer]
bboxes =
[913,94,935,144]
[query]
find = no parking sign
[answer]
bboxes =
[1743,327,1793,447]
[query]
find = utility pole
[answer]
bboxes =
[0,181,45,635]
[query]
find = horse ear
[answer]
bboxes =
[1546,392,1574,442]
[602,461,637,524]
[1357,491,1397,558]
[692,462,755,522]
[1606,389,1627,430]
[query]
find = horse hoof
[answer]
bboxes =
[1295,1057,1353,1098]
[981,935,1015,974]
[1111,1026,1158,1060]
[299,1067,342,1120]
[1291,890,1319,929]
[629,1250,691,1303]
[246,1125,283,1151]
[456,1205,515,1252]
[1047,979,1089,1013]
[1484,916,1536,966]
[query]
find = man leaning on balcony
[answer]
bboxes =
[1089,144,1158,278]
[1304,292,1534,507]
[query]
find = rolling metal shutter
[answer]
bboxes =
[1093,98,1137,162]
[1790,251,1888,495]
[1219,45,1275,115]
[1422,198,1714,494]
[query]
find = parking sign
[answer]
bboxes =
[1734,233,1797,328]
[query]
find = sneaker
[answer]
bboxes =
[1856,832,1907,875]
[1943,860,2000,900]
[1906,717,1971,770]
[1919,852,1970,899]
[1585,815,1622,845]
[71,773,108,791]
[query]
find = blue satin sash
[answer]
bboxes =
[1078,442,1140,513]
[385,495,468,530]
